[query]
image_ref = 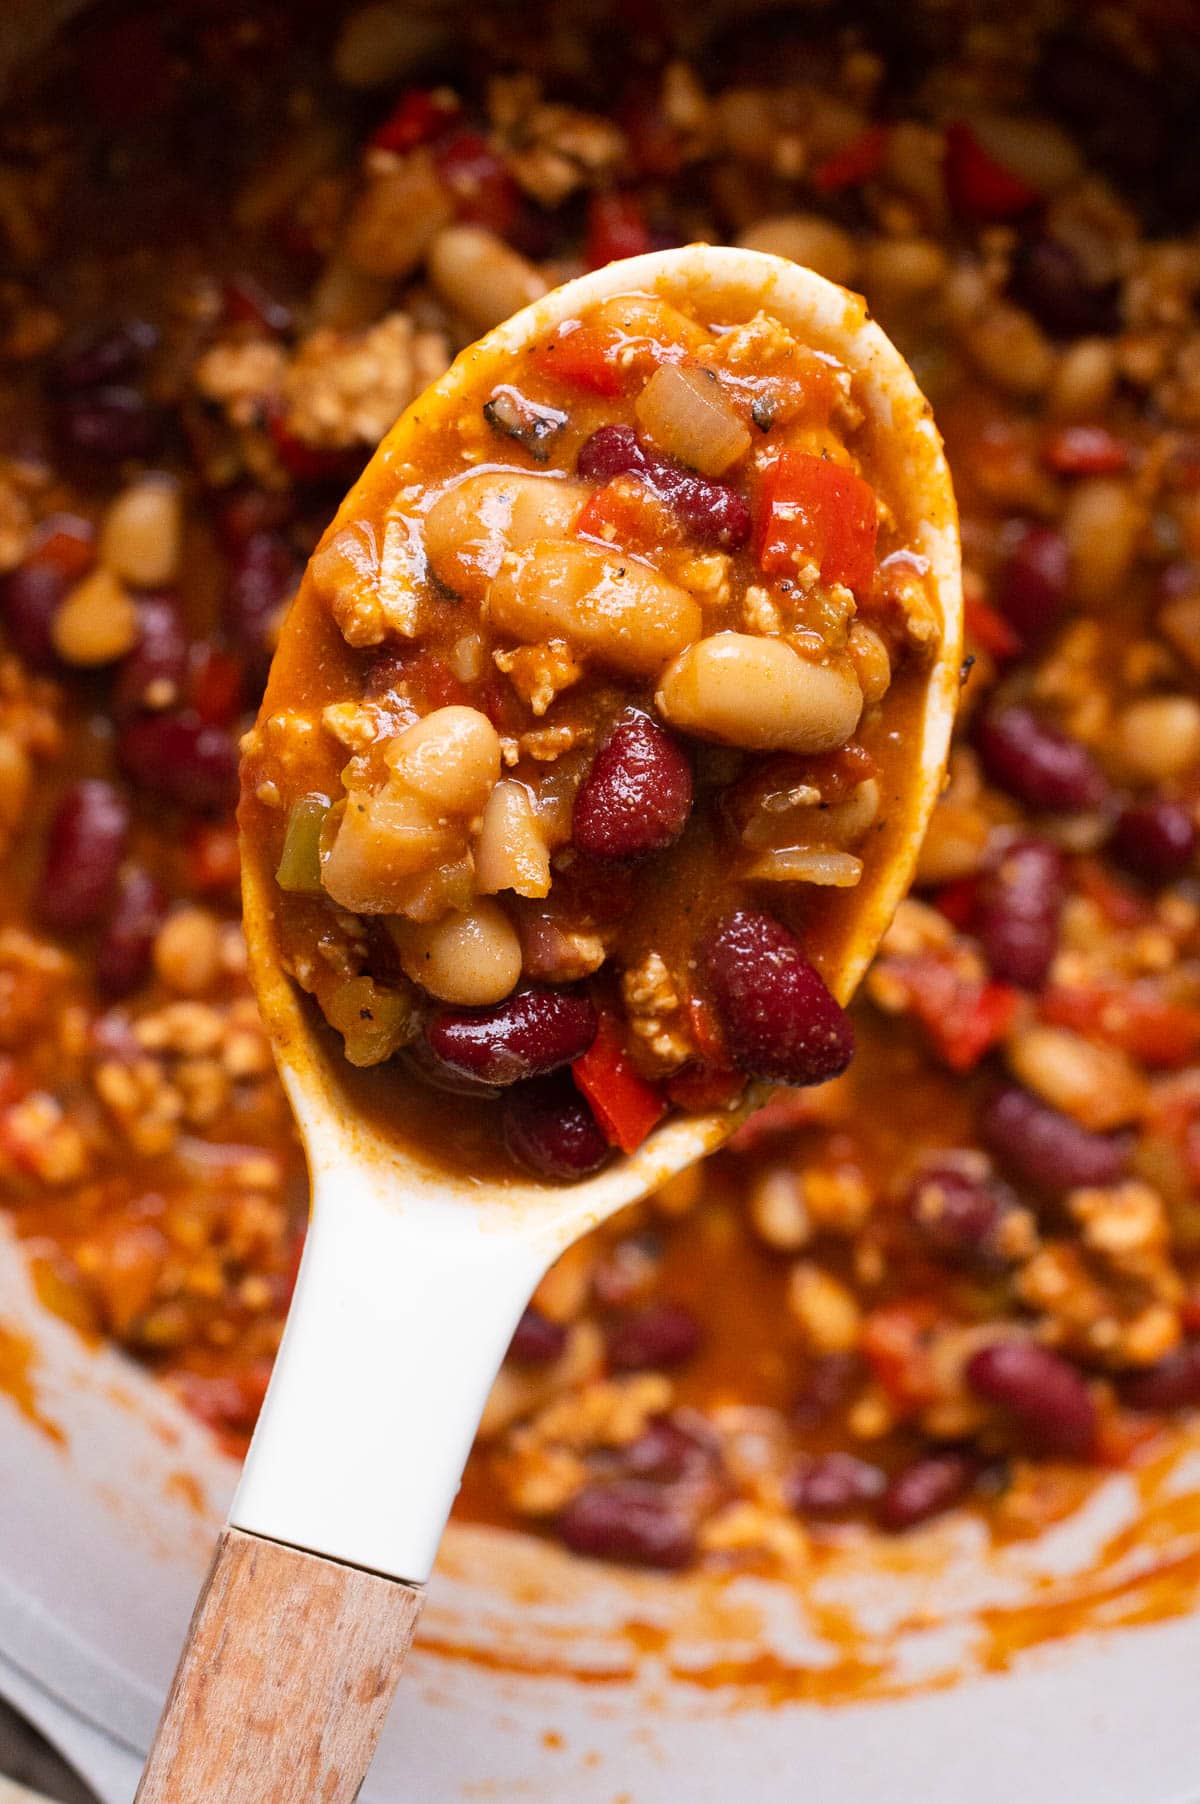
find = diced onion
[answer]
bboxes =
[748,847,864,886]
[635,363,751,476]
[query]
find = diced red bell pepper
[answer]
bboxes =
[755,450,878,593]
[1073,858,1150,929]
[812,123,890,193]
[932,876,980,930]
[531,319,632,395]
[187,819,242,892]
[393,645,469,707]
[189,646,243,727]
[1040,983,1200,1070]
[617,76,682,178]
[665,1063,746,1111]
[573,1014,667,1155]
[878,950,1019,1071]
[28,514,96,583]
[944,121,1042,222]
[1042,425,1131,477]
[369,87,461,155]
[435,129,522,239]
[268,412,356,483]
[574,476,676,551]
[965,594,1023,662]
[861,1301,943,1411]
[585,192,654,270]
[1095,1408,1163,1469]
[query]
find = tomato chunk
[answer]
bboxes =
[369,87,460,154]
[1040,984,1200,1069]
[573,1014,667,1153]
[944,121,1042,222]
[585,192,654,269]
[877,950,1018,1071]
[965,594,1022,661]
[812,124,890,193]
[755,450,878,592]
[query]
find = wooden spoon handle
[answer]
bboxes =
[134,1527,423,1804]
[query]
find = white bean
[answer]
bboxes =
[343,152,453,279]
[391,899,522,1004]
[1063,477,1143,605]
[1006,1025,1147,1131]
[487,541,702,679]
[428,225,547,333]
[1114,695,1200,782]
[423,472,586,599]
[321,789,457,913]
[474,779,551,898]
[656,633,862,753]
[383,705,500,815]
[100,475,182,588]
[737,214,859,287]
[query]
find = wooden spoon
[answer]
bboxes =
[135,245,962,1803]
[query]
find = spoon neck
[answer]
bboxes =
[230,1184,546,1583]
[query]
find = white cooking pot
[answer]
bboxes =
[2,7,1200,1801]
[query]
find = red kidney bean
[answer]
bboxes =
[403,1037,502,1099]
[113,596,188,716]
[703,909,854,1087]
[976,835,1064,988]
[1121,1342,1200,1412]
[226,530,297,657]
[877,1451,979,1531]
[0,562,67,672]
[1110,800,1197,885]
[50,320,159,393]
[557,1481,695,1568]
[791,1352,862,1429]
[502,1075,611,1180]
[1007,236,1120,338]
[620,1414,718,1483]
[605,1303,702,1372]
[215,487,296,553]
[979,1085,1129,1197]
[966,1341,1097,1458]
[507,1306,568,1366]
[426,988,596,1086]
[997,524,1070,646]
[786,1452,886,1519]
[95,865,167,998]
[59,386,159,460]
[117,710,239,814]
[577,424,752,549]
[36,781,131,931]
[976,704,1108,813]
[904,1160,1016,1265]
[572,711,693,859]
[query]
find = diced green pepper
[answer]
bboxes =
[276,794,330,894]
[321,974,417,1067]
